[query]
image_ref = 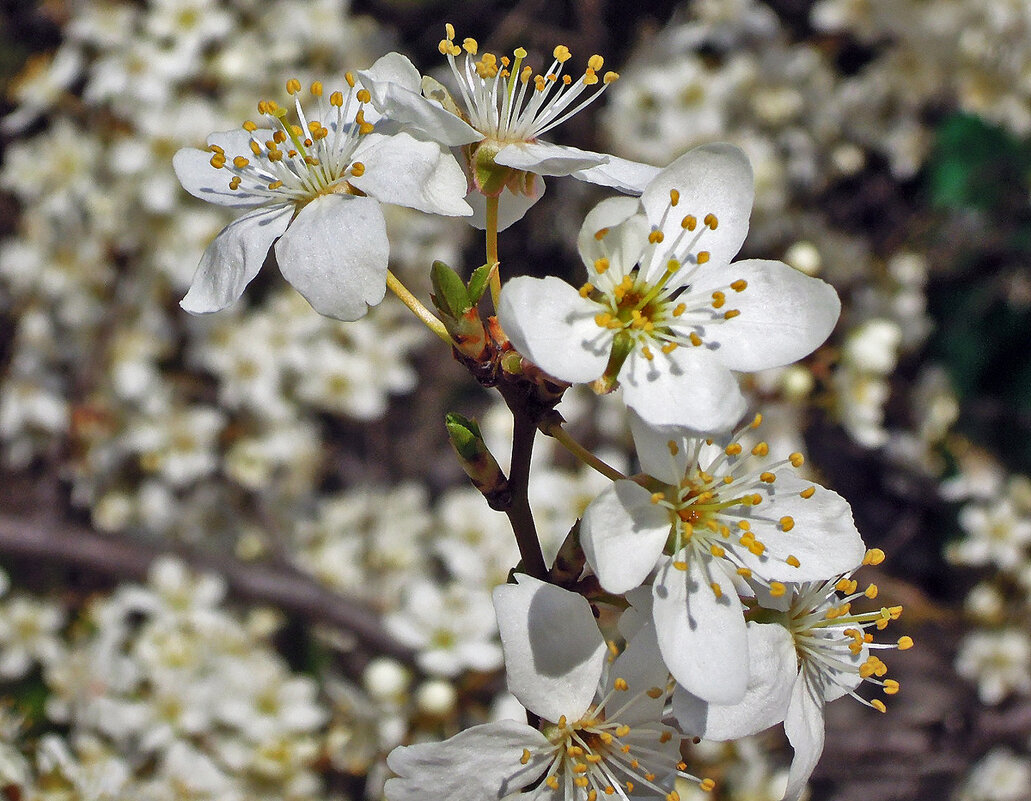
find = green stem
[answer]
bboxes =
[544,422,627,482]
[506,411,548,581]
[486,195,501,309]
[386,270,451,345]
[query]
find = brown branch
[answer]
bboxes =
[0,513,417,663]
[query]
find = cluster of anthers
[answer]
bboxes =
[648,414,808,598]
[776,554,914,713]
[206,77,375,205]
[584,191,747,364]
[523,643,714,800]
[437,23,619,144]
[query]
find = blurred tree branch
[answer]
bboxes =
[0,513,416,662]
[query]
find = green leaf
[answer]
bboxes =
[466,263,492,303]
[430,260,471,318]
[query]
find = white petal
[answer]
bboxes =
[352,132,472,217]
[274,194,387,321]
[173,133,273,209]
[620,346,746,434]
[495,141,606,176]
[180,204,292,314]
[672,622,796,739]
[497,276,611,384]
[652,555,749,704]
[683,259,840,372]
[737,473,866,581]
[493,574,607,724]
[572,154,662,194]
[576,197,649,275]
[782,673,826,801]
[358,53,481,147]
[627,410,693,485]
[610,617,670,725]
[465,179,545,232]
[641,143,754,268]
[384,720,550,801]
[581,480,670,594]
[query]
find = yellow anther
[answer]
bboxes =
[889,605,903,619]
[533,74,547,91]
[356,110,374,134]
[648,230,665,244]
[662,342,678,354]
[272,131,287,144]
[578,282,594,298]
[835,578,857,594]
[871,699,887,713]
[350,161,366,177]
[800,486,816,499]
[789,452,805,467]
[242,120,258,132]
[604,786,615,795]
[703,213,718,229]
[897,636,914,650]
[751,442,769,456]
[594,227,609,240]
[593,257,610,275]
[546,776,559,790]
[286,78,302,95]
[738,521,751,532]
[749,493,763,505]
[624,781,634,793]
[586,54,604,72]
[672,560,688,571]
[641,345,654,361]
[696,251,710,264]
[552,44,571,62]
[267,180,283,190]
[615,724,631,737]
[760,471,776,483]
[700,779,716,793]
[737,567,752,577]
[587,754,602,764]
[768,581,786,597]
[573,764,589,774]
[668,792,683,801]
[863,548,885,566]
[779,516,795,531]
[865,584,879,599]
[228,176,241,190]
[345,71,356,87]
[232,155,250,168]
[309,81,323,97]
[520,749,531,765]
[588,791,598,801]
[690,331,704,346]
[710,544,725,558]
[646,687,664,699]
[462,37,478,55]
[444,23,455,39]
[749,541,766,556]
[710,582,723,598]
[711,291,726,309]
[563,74,573,85]
[883,679,900,695]
[519,65,532,84]
[604,71,619,83]
[682,215,696,230]
[724,309,741,319]
[786,554,800,567]
[209,153,226,168]
[356,88,371,104]
[725,443,743,456]
[731,279,748,292]
[249,140,262,156]
[614,677,629,691]
[556,716,567,728]
[330,91,344,107]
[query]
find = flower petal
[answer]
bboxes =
[495,141,607,176]
[497,275,611,384]
[672,621,796,740]
[652,554,749,704]
[274,194,387,321]
[465,179,546,232]
[682,259,840,372]
[384,720,550,801]
[352,131,472,217]
[576,197,649,276]
[782,672,826,801]
[180,203,292,314]
[493,574,607,724]
[620,346,746,434]
[581,480,670,594]
[173,131,274,209]
[641,143,754,268]
[610,615,670,725]
[358,53,482,147]
[737,473,866,581]
[627,410,695,485]
[572,154,661,194]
